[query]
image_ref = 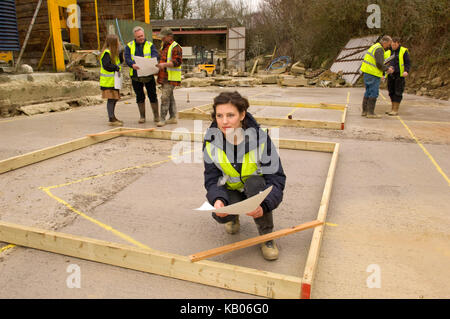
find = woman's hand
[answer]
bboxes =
[246,205,263,219]
[214,199,228,218]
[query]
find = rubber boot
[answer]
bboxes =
[388,102,400,116]
[361,96,369,116]
[150,102,160,123]
[137,102,146,123]
[366,97,381,119]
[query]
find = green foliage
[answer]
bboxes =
[245,0,449,69]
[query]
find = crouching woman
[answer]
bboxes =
[203,91,286,261]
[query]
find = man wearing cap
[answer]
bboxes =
[156,27,183,127]
[125,26,160,124]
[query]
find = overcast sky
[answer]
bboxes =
[231,0,262,11]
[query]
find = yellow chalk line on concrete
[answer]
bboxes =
[39,186,153,250]
[45,158,173,190]
[397,116,450,187]
[39,158,179,249]
[347,91,350,106]
[387,119,450,125]
[36,150,197,251]
[325,222,338,227]
[379,93,450,186]
[379,93,450,125]
[0,244,16,254]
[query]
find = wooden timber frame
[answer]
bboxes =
[0,127,339,299]
[178,100,348,130]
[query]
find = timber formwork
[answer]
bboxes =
[0,128,339,299]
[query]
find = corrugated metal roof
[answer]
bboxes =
[0,0,20,51]
[330,35,380,85]
[151,18,234,29]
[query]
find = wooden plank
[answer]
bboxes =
[341,106,348,129]
[274,138,336,153]
[119,128,336,153]
[250,59,258,76]
[256,117,342,130]
[249,100,346,111]
[193,107,208,114]
[87,128,155,137]
[178,111,211,121]
[178,110,342,130]
[0,128,122,174]
[119,128,205,144]
[301,143,340,298]
[0,221,302,299]
[189,220,323,262]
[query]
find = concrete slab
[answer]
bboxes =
[0,85,449,298]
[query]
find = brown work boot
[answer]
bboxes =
[150,102,160,123]
[137,102,146,123]
[156,120,166,127]
[165,117,178,124]
[108,117,123,126]
[260,240,279,261]
[386,102,394,115]
[225,216,240,234]
[387,102,400,116]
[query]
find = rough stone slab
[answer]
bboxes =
[18,102,71,116]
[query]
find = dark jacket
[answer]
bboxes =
[388,45,411,75]
[203,112,286,214]
[100,50,124,90]
[124,39,159,78]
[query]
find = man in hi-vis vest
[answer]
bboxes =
[125,26,160,124]
[156,27,182,127]
[384,37,411,116]
[360,35,394,118]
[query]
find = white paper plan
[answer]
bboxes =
[114,71,122,90]
[194,186,273,215]
[134,56,159,77]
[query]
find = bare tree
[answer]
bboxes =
[171,0,193,19]
[151,0,169,19]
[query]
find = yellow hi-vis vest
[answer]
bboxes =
[205,141,265,192]
[127,40,153,76]
[384,46,409,77]
[100,49,121,88]
[166,41,182,82]
[360,42,385,78]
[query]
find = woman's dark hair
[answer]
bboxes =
[211,91,249,125]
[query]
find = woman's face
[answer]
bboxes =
[215,103,245,135]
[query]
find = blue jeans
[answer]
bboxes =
[363,73,381,98]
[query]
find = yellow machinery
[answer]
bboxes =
[198,64,216,76]
[47,0,150,72]
[195,46,216,76]
[0,52,13,65]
